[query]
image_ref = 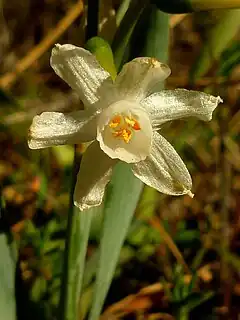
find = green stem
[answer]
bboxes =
[112,0,150,70]
[175,307,189,320]
[59,147,80,320]
[219,107,232,310]
[116,0,131,27]
[86,0,99,40]
[58,150,94,320]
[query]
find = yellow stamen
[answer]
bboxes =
[108,114,141,143]
[114,128,132,143]
[109,115,121,128]
[187,190,194,198]
[124,116,141,131]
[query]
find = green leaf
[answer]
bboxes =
[31,278,47,302]
[129,4,169,66]
[74,207,95,312]
[185,291,214,311]
[79,286,94,320]
[116,0,131,27]
[0,234,17,320]
[59,206,94,320]
[191,247,207,270]
[218,41,240,77]
[174,230,200,245]
[223,251,240,271]
[112,0,148,70]
[52,146,74,167]
[42,240,65,254]
[191,9,240,81]
[138,186,159,219]
[89,162,143,320]
[85,37,117,80]
[139,5,169,63]
[82,250,100,289]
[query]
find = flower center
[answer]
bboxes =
[108,114,141,143]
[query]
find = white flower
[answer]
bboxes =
[28,44,222,211]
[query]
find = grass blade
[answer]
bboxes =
[112,0,149,70]
[0,234,17,320]
[137,4,169,64]
[85,37,117,80]
[74,208,95,317]
[89,162,143,320]
[191,9,240,81]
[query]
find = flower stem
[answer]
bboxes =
[175,307,189,320]
[116,0,131,27]
[86,0,99,40]
[58,146,95,320]
[59,146,81,320]
[219,107,232,312]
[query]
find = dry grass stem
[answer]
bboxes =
[170,14,187,28]
[149,217,191,275]
[0,0,84,89]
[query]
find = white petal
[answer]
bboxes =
[96,100,152,163]
[115,57,171,102]
[132,132,192,195]
[28,110,98,149]
[142,89,222,129]
[50,44,116,109]
[74,141,116,210]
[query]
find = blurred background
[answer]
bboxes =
[0,0,240,319]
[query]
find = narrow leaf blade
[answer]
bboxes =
[89,162,143,320]
[191,9,240,81]
[0,234,17,320]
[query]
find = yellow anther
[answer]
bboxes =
[125,117,135,127]
[114,128,132,143]
[108,114,141,143]
[125,116,141,131]
[109,115,121,128]
[150,57,161,68]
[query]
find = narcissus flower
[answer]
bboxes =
[28,44,222,211]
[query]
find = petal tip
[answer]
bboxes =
[27,127,36,149]
[149,58,171,78]
[208,95,223,120]
[212,95,223,107]
[51,44,61,56]
[186,190,194,198]
[74,200,101,212]
[74,200,85,211]
[204,94,223,121]
[27,139,34,149]
[160,62,171,77]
